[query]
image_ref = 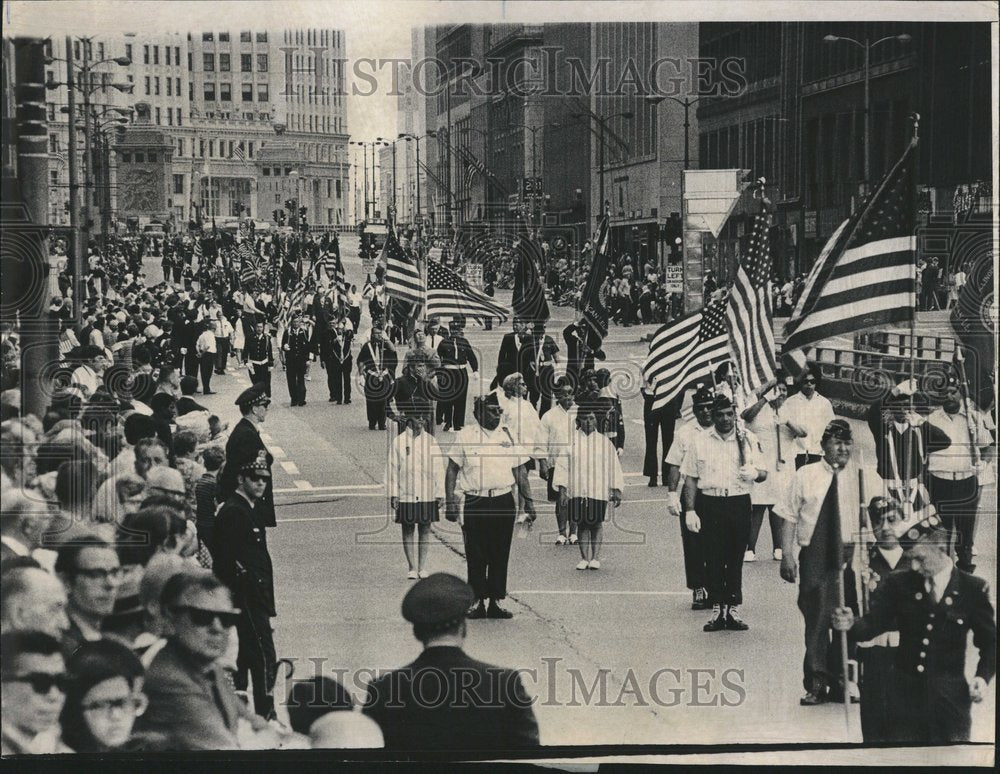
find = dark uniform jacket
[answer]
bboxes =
[563,323,605,379]
[244,333,273,366]
[437,335,478,371]
[865,397,948,481]
[849,565,996,741]
[314,328,354,364]
[212,492,276,617]
[218,418,276,527]
[493,331,523,389]
[357,341,398,382]
[281,328,312,365]
[364,645,540,752]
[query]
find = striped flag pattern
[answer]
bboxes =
[276,283,307,328]
[233,141,247,164]
[643,299,730,411]
[782,138,918,355]
[726,201,778,393]
[426,260,508,323]
[384,226,424,305]
[238,243,262,287]
[192,237,203,264]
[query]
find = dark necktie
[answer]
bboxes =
[822,471,843,571]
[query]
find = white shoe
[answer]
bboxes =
[555,535,567,546]
[744,550,756,562]
[588,559,601,570]
[406,570,418,580]
[418,570,429,579]
[568,534,578,545]
[773,548,782,561]
[575,560,589,570]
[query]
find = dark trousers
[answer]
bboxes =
[679,505,707,591]
[286,359,307,404]
[249,364,271,396]
[928,474,980,568]
[326,357,352,402]
[748,504,782,553]
[184,348,200,379]
[215,338,230,373]
[199,354,214,393]
[348,306,361,331]
[462,492,516,601]
[531,366,554,416]
[796,549,847,694]
[365,391,387,430]
[642,395,673,483]
[858,645,897,743]
[894,673,972,743]
[697,493,750,605]
[440,369,468,430]
[234,601,277,718]
[795,453,821,470]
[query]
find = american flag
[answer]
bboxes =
[726,197,777,393]
[238,243,263,287]
[276,282,306,328]
[383,226,424,305]
[233,141,247,164]
[192,237,203,265]
[313,251,349,305]
[643,299,730,411]
[783,138,917,355]
[426,260,508,323]
[580,216,611,339]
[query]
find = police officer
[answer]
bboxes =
[211,455,277,718]
[363,573,540,751]
[681,394,766,632]
[445,393,538,620]
[437,316,478,432]
[244,320,274,397]
[281,312,313,406]
[833,513,996,743]
[218,384,276,528]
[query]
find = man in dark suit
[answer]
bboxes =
[563,319,605,390]
[357,327,398,431]
[833,513,996,743]
[281,313,313,407]
[364,573,540,752]
[244,320,274,397]
[491,318,526,390]
[217,384,275,528]
[436,317,478,431]
[212,457,277,719]
[522,322,558,415]
[314,316,354,404]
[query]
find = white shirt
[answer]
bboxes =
[449,423,529,494]
[680,427,762,495]
[215,317,234,339]
[927,558,955,604]
[774,458,862,546]
[536,404,576,463]
[70,364,99,397]
[196,329,217,354]
[782,391,835,456]
[386,429,444,503]
[553,429,625,501]
[498,392,542,453]
[926,407,990,475]
[664,418,710,467]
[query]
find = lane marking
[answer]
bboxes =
[272,483,383,493]
[280,461,300,475]
[270,446,286,458]
[508,590,690,596]
[260,433,274,443]
[293,480,314,490]
[277,513,386,523]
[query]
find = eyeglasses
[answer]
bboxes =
[82,696,144,715]
[171,605,240,628]
[4,671,70,695]
[76,566,125,582]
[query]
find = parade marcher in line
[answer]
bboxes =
[925,376,991,573]
[445,393,537,620]
[281,313,313,407]
[562,319,605,390]
[194,320,217,395]
[492,318,525,391]
[681,394,766,632]
[851,497,904,742]
[782,365,834,469]
[555,408,624,570]
[357,326,398,431]
[641,377,677,488]
[392,347,439,439]
[536,378,578,545]
[523,322,559,415]
[832,513,996,744]
[596,368,625,453]
[212,456,277,719]
[314,316,354,404]
[244,321,274,398]
[363,573,540,751]
[664,385,715,609]
[217,384,276,528]
[387,404,445,580]
[775,419,861,705]
[436,317,478,432]
[213,310,234,376]
[741,377,796,561]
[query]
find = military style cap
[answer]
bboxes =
[478,392,501,408]
[401,573,475,630]
[235,383,271,407]
[240,450,271,477]
[898,512,948,547]
[692,384,715,406]
[822,418,853,443]
[711,394,733,411]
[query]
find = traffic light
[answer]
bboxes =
[298,206,307,218]
[664,212,682,264]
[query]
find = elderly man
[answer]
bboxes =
[91,436,169,525]
[1,490,53,571]
[0,566,70,638]
[0,630,72,754]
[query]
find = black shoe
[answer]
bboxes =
[443,424,451,432]
[648,478,658,487]
[826,687,859,704]
[369,425,376,430]
[691,588,710,611]
[487,602,514,619]
[329,397,336,402]
[725,606,749,631]
[800,690,826,706]
[467,601,487,620]
[703,605,727,632]
[345,399,352,404]
[300,401,307,406]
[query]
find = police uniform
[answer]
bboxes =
[363,574,540,751]
[437,321,479,431]
[357,336,398,430]
[218,384,276,527]
[211,455,277,718]
[524,329,559,414]
[244,329,274,397]
[845,515,996,743]
[281,316,313,406]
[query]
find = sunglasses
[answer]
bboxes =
[5,671,71,695]
[246,474,269,483]
[171,605,240,628]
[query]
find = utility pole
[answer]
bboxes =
[65,35,81,317]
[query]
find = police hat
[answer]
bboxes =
[240,451,271,478]
[898,512,948,548]
[235,383,271,408]
[402,573,475,630]
[692,384,715,407]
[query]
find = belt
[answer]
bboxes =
[466,487,513,498]
[442,364,464,369]
[700,487,748,498]
[929,470,976,481]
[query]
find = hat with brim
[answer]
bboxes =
[898,513,948,548]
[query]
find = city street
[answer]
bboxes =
[176,237,996,749]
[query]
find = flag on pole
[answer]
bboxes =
[233,140,247,164]
[238,243,263,287]
[782,138,918,355]
[580,216,611,339]
[949,249,994,408]
[192,237,203,264]
[725,192,778,393]
[512,249,549,323]
[643,299,730,411]
[276,282,307,328]
[384,226,424,306]
[426,260,508,323]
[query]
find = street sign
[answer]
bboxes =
[521,177,544,199]
[664,264,683,293]
[508,194,519,212]
[465,263,483,289]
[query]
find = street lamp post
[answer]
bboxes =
[644,95,700,171]
[572,109,634,222]
[823,32,912,196]
[398,132,423,228]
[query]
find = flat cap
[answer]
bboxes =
[235,383,271,407]
[401,573,475,629]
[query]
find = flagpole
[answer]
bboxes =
[905,113,921,514]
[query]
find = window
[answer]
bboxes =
[143,44,149,64]
[240,31,251,42]
[326,179,331,197]
[177,108,182,126]
[167,107,173,125]
[199,139,205,157]
[176,77,181,94]
[220,82,232,101]
[173,174,184,194]
[256,32,267,42]
[209,140,215,157]
[125,43,133,62]
[154,76,160,95]
[189,82,194,101]
[263,167,270,176]
[47,103,55,121]
[49,134,58,153]
[284,167,292,176]
[203,53,215,72]
[135,152,144,163]
[219,32,230,42]
[204,82,216,101]
[144,76,150,95]
[188,51,192,71]
[248,141,254,158]
[165,46,170,65]
[257,83,269,103]
[242,83,253,102]
[175,47,180,64]
[335,179,341,198]
[166,77,172,96]
[177,138,184,156]
[241,54,252,73]
[121,152,131,162]
[219,53,230,72]
[202,32,213,41]
[51,170,59,186]
[155,108,161,125]
[257,54,268,72]
[149,152,157,162]
[153,46,159,65]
